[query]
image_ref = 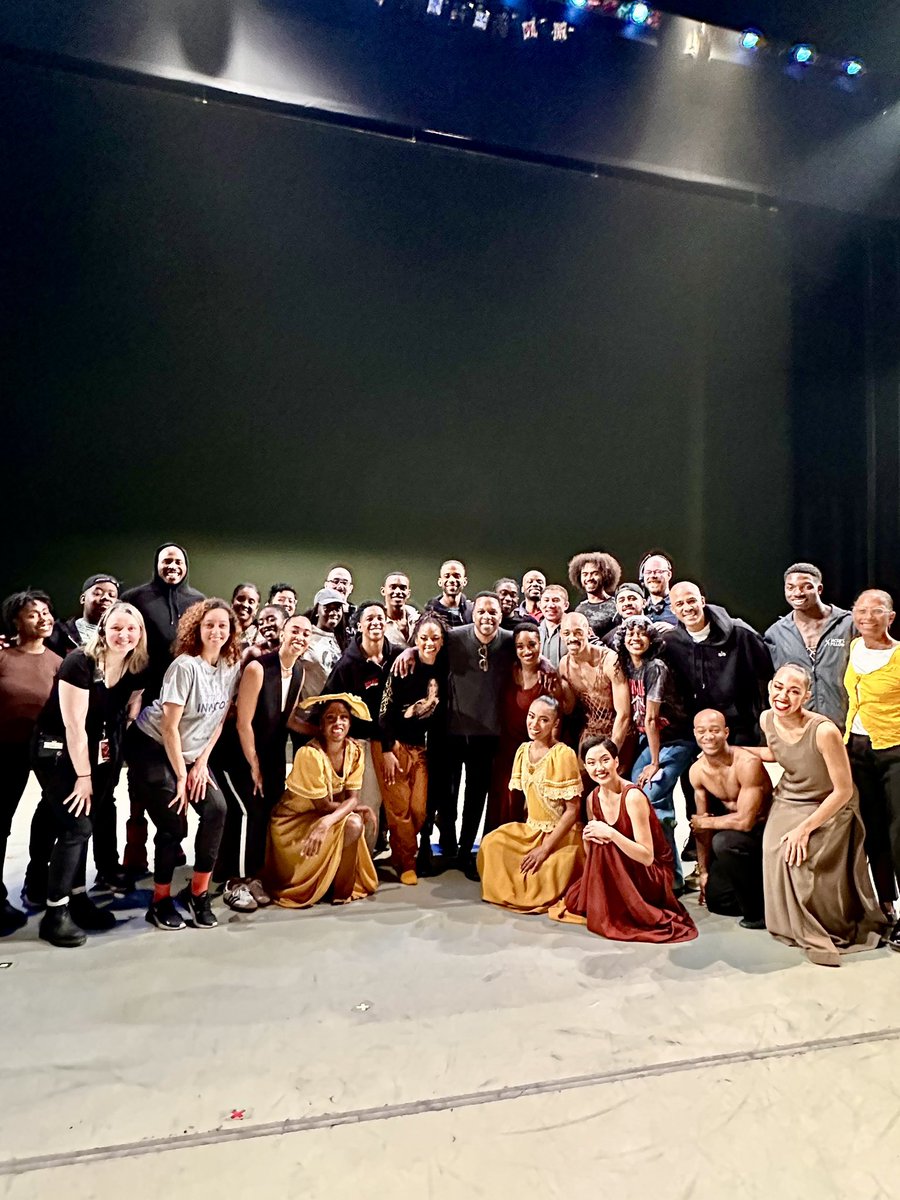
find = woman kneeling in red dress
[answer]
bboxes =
[551,737,697,943]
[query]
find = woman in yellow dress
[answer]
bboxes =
[265,694,378,907]
[478,695,584,913]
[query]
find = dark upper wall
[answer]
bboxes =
[2,0,899,219]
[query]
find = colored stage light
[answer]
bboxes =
[843,59,864,77]
[790,44,815,65]
[629,2,651,24]
[571,0,589,8]
[740,30,761,51]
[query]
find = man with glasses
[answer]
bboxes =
[638,551,678,626]
[765,562,853,728]
[324,565,356,625]
[844,589,900,948]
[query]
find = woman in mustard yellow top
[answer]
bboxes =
[265,694,378,907]
[844,589,900,949]
[478,696,584,913]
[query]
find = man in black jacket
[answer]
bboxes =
[44,574,120,658]
[119,542,205,880]
[667,581,773,745]
[425,560,474,628]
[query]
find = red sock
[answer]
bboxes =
[153,883,171,903]
[191,871,212,896]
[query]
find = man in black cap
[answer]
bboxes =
[44,573,120,657]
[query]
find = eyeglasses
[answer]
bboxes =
[852,607,890,618]
[478,644,489,672]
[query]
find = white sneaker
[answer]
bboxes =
[223,879,258,913]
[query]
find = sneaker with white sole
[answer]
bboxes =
[223,880,258,913]
[176,886,218,928]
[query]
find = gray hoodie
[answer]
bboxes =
[764,606,854,728]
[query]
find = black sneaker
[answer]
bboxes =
[145,896,186,931]
[39,905,87,948]
[93,868,132,895]
[177,886,217,929]
[887,920,900,953]
[739,916,767,930]
[0,900,28,936]
[69,892,118,932]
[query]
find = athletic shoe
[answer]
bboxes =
[145,897,186,931]
[246,878,272,907]
[887,920,900,953]
[223,880,257,913]
[39,905,87,948]
[92,868,132,895]
[0,900,28,936]
[69,893,118,932]
[177,887,218,929]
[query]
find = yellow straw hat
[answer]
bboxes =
[297,693,371,723]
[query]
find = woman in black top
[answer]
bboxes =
[217,614,312,913]
[32,602,148,947]
[375,614,448,882]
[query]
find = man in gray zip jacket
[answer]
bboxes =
[764,562,854,728]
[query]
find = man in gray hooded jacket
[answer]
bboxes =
[764,562,854,728]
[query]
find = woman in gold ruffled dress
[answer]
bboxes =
[478,695,584,913]
[265,694,378,907]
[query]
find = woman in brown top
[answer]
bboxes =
[753,664,886,966]
[0,590,62,935]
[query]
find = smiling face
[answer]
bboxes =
[257,605,286,648]
[358,605,386,642]
[271,589,296,617]
[82,581,118,625]
[199,607,232,657]
[232,586,260,629]
[320,701,351,743]
[851,590,895,643]
[472,596,501,643]
[157,546,187,586]
[624,624,651,658]
[317,601,343,631]
[515,627,541,669]
[16,600,54,642]
[102,607,143,656]
[693,710,729,756]
[381,573,411,616]
[540,587,568,626]
[522,570,546,601]
[669,582,706,632]
[326,568,353,599]
[580,562,602,599]
[616,588,644,619]
[525,698,557,745]
[415,620,444,664]
[282,614,312,657]
[439,561,466,599]
[769,666,811,717]
[641,555,672,598]
[561,612,590,654]
[784,572,822,614]
[583,743,618,785]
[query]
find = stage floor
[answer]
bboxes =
[1,779,898,1199]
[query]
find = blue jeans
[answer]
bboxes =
[630,739,694,889]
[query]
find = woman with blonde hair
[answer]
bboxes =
[129,599,242,931]
[31,602,149,947]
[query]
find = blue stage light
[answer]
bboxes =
[629,2,651,25]
[791,44,815,65]
[571,0,589,8]
[843,58,864,77]
[740,30,761,51]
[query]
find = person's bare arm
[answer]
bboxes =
[586,789,654,866]
[606,656,632,753]
[300,789,362,856]
[521,796,580,875]
[236,661,265,793]
[58,681,93,816]
[636,700,661,787]
[693,759,768,833]
[557,661,576,715]
[780,723,854,866]
[126,688,144,724]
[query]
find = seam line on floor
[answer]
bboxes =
[3,1024,900,1176]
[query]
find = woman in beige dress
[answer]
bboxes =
[265,694,378,908]
[754,664,886,966]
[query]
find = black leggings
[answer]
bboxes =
[26,772,120,895]
[215,750,281,880]
[0,741,32,903]
[32,760,117,903]
[849,734,900,905]
[126,730,227,886]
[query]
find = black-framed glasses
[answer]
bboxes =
[478,644,489,672]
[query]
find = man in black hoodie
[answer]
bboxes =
[119,543,205,879]
[666,581,773,745]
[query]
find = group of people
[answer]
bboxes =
[0,543,898,969]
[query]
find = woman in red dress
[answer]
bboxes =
[551,737,697,943]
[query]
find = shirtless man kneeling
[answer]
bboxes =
[689,709,772,929]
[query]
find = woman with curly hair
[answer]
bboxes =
[128,599,242,931]
[614,615,692,890]
[567,551,621,639]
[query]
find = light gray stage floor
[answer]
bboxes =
[1,778,898,1200]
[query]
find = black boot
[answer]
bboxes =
[0,900,28,936]
[69,892,118,932]
[39,904,87,948]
